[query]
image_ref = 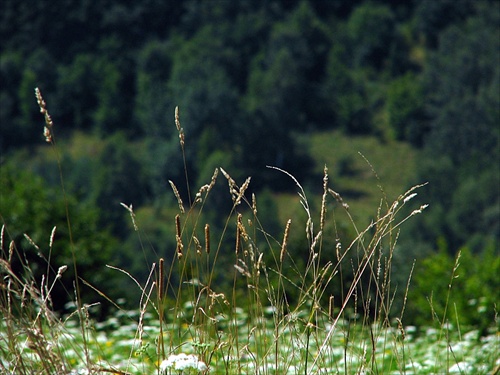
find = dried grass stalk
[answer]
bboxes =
[35,87,54,143]
[280,219,292,263]
[205,224,210,255]
[169,180,185,214]
[175,214,183,258]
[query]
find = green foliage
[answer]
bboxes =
[323,42,370,133]
[413,3,500,251]
[386,72,427,145]
[240,3,329,181]
[56,54,101,131]
[246,1,331,128]
[409,243,499,332]
[0,49,56,149]
[0,164,121,313]
[168,26,240,166]
[424,4,499,167]
[90,132,150,238]
[56,54,126,134]
[447,171,499,248]
[91,58,122,134]
[135,40,174,139]
[414,0,476,48]
[347,3,397,71]
[1,0,499,331]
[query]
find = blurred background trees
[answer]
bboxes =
[1,0,498,326]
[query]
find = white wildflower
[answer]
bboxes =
[449,361,473,374]
[160,353,207,373]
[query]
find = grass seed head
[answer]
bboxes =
[175,214,183,258]
[320,165,328,230]
[235,214,242,255]
[205,223,210,254]
[120,203,138,231]
[169,180,185,214]
[193,236,202,255]
[158,258,165,300]
[175,106,185,147]
[35,87,54,143]
[280,219,292,263]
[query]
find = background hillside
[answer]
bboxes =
[1,0,498,327]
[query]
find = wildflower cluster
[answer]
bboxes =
[159,353,207,373]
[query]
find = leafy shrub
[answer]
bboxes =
[409,241,499,332]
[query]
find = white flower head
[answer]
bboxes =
[160,353,207,373]
[403,193,417,204]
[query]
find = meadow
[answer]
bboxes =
[1,302,497,374]
[1,90,498,375]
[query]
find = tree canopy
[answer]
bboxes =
[1,0,498,320]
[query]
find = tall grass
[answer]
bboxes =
[0,90,497,375]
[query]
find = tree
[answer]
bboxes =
[347,3,397,71]
[414,3,500,252]
[414,0,475,48]
[56,54,101,131]
[386,72,428,145]
[323,39,371,133]
[240,2,327,185]
[135,40,174,139]
[163,26,243,195]
[0,51,23,151]
[56,54,126,135]
[168,26,240,151]
[246,1,331,130]
[0,164,122,315]
[0,49,59,150]
[90,132,150,238]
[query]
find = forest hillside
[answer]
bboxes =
[1,0,498,329]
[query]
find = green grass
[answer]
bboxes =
[304,129,417,226]
[272,130,418,243]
